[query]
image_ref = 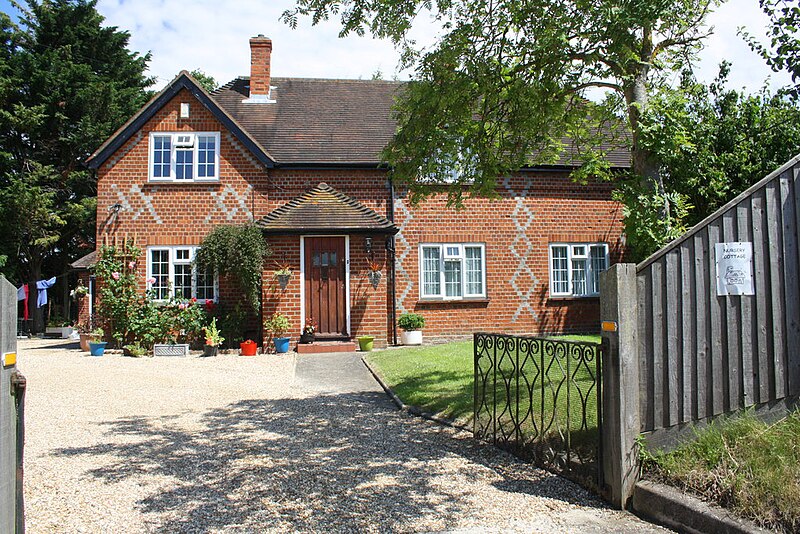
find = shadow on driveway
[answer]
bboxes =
[54,390,609,532]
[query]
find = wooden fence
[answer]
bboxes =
[599,155,800,506]
[635,156,800,438]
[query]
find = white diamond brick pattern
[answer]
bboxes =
[393,194,415,314]
[111,183,163,224]
[502,177,538,323]
[205,184,253,223]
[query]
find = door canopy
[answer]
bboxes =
[256,182,398,235]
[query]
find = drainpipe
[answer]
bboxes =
[387,177,397,346]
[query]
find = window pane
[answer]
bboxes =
[153,136,171,178]
[197,135,216,178]
[444,259,462,297]
[465,246,483,295]
[174,263,192,299]
[572,258,587,296]
[551,246,569,294]
[150,250,170,299]
[589,245,607,294]
[175,148,193,180]
[196,265,215,301]
[422,247,441,296]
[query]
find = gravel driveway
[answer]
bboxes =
[19,338,668,533]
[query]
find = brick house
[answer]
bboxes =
[76,35,627,347]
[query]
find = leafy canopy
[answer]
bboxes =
[0,0,153,286]
[744,0,800,95]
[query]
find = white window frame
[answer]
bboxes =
[418,243,486,300]
[146,246,218,302]
[548,242,609,298]
[148,132,220,182]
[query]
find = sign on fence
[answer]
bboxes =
[715,242,755,296]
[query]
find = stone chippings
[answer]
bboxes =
[20,339,666,533]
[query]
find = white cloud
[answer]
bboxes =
[97,0,793,92]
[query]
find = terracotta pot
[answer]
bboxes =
[79,333,92,352]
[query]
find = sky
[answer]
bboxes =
[0,0,794,92]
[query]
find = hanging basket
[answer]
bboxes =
[275,273,291,290]
[368,270,382,289]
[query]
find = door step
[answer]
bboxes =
[296,340,356,354]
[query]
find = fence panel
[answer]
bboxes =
[474,332,602,489]
[635,158,800,438]
[1,275,23,533]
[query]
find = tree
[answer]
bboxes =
[283,0,720,256]
[744,0,800,94]
[0,0,153,329]
[190,69,218,92]
[621,63,800,258]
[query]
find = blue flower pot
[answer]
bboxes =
[89,341,107,357]
[274,337,290,353]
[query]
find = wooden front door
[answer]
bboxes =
[305,237,348,337]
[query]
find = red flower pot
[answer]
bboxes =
[240,340,257,356]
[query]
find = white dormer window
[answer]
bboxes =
[149,132,220,182]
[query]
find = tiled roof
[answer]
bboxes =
[211,76,631,168]
[70,250,97,270]
[256,183,398,235]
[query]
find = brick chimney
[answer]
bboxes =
[246,35,273,102]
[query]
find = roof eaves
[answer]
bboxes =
[86,71,277,169]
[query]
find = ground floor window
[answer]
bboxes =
[549,243,608,297]
[419,243,486,299]
[146,246,216,301]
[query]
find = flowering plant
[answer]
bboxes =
[303,317,316,335]
[70,282,88,299]
[203,317,225,346]
[367,258,382,272]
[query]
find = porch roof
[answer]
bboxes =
[256,183,398,235]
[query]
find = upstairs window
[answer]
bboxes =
[149,132,220,182]
[549,243,608,297]
[419,243,486,299]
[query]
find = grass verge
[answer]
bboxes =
[365,334,602,435]
[643,410,800,533]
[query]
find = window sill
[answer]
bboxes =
[146,179,220,185]
[547,295,600,302]
[417,297,490,305]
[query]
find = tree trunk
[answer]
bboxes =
[29,259,43,334]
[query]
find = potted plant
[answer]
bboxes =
[358,335,375,352]
[70,282,88,300]
[203,318,225,357]
[398,313,425,345]
[367,258,382,289]
[122,343,147,357]
[88,327,107,356]
[273,259,292,290]
[240,339,258,356]
[299,317,316,344]
[265,312,291,353]
[46,317,74,339]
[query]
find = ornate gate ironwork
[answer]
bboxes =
[473,332,603,489]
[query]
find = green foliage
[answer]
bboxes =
[218,303,248,347]
[264,312,290,338]
[629,65,800,258]
[189,69,218,92]
[95,243,207,348]
[122,343,147,357]
[0,0,152,287]
[397,312,425,331]
[744,0,800,95]
[203,317,225,346]
[645,411,800,533]
[195,224,271,311]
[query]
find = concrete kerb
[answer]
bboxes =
[360,356,472,434]
[632,480,771,534]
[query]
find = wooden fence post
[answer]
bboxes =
[600,263,640,508]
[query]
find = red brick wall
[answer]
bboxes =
[392,174,625,339]
[95,88,625,344]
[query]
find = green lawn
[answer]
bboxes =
[366,334,602,441]
[644,411,800,534]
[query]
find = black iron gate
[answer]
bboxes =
[473,332,603,489]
